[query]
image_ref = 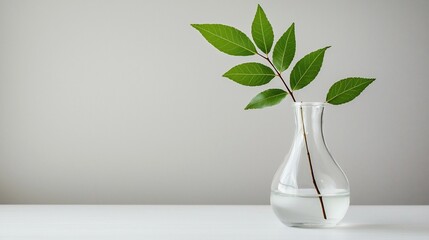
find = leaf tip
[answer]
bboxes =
[244,103,255,110]
[360,77,376,82]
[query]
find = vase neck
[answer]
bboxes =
[293,102,325,138]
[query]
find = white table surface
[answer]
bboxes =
[0,205,427,239]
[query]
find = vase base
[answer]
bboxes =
[285,222,338,228]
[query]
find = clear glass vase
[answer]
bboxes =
[271,102,350,228]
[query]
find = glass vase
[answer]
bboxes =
[270,102,350,228]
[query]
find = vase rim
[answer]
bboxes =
[293,102,326,107]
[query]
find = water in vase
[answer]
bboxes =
[271,189,349,227]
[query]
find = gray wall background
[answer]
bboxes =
[0,0,428,204]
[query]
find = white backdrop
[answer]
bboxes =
[0,0,428,204]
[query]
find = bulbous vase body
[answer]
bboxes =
[270,102,350,228]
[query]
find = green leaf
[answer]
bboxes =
[245,89,287,110]
[223,62,275,86]
[290,46,330,90]
[191,24,256,56]
[251,5,274,54]
[326,77,375,105]
[273,23,295,72]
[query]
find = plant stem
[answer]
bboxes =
[257,53,296,102]
[257,52,327,220]
[299,105,327,220]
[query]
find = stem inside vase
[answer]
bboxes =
[299,105,327,220]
